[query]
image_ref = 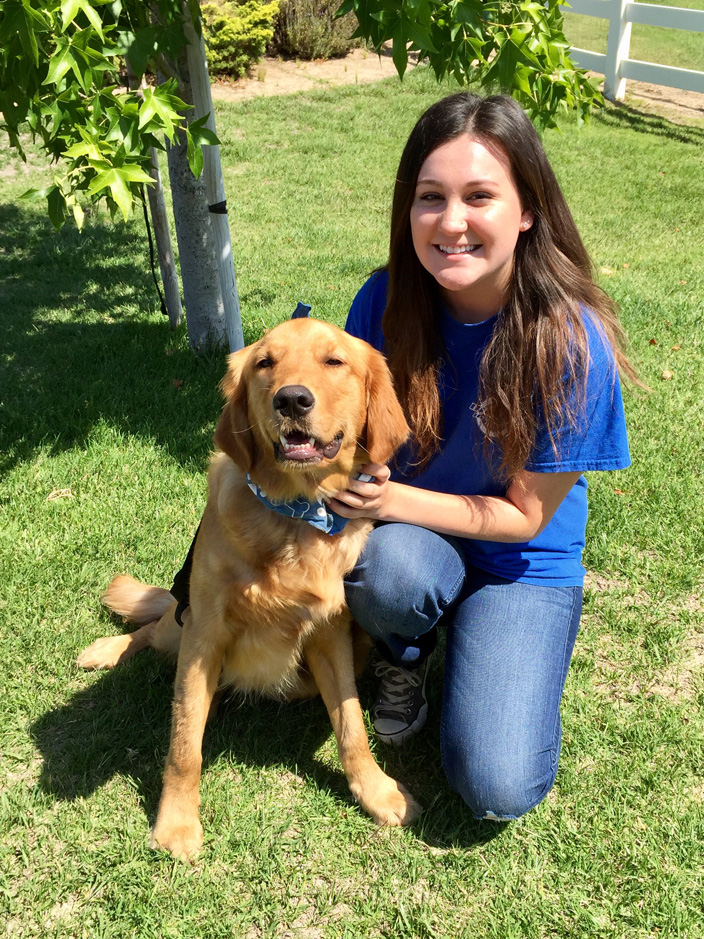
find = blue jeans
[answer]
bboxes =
[345,523,582,821]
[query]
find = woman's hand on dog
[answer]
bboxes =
[328,463,395,520]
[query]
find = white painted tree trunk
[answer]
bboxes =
[162,2,244,353]
[167,126,228,352]
[182,7,243,352]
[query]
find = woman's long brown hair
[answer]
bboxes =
[383,93,638,480]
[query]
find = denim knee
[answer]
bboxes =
[441,724,560,821]
[345,524,466,641]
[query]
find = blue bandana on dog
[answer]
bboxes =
[245,475,349,535]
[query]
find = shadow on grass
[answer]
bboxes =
[0,203,267,475]
[596,102,704,146]
[30,644,502,852]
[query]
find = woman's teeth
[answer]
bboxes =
[438,244,479,254]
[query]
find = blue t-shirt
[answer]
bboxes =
[346,270,630,586]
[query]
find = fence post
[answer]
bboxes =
[604,0,632,100]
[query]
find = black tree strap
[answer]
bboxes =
[140,186,168,318]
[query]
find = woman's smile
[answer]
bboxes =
[435,244,481,255]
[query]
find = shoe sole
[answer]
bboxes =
[375,701,428,746]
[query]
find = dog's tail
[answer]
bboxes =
[102,574,175,625]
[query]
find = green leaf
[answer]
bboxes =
[125,26,157,78]
[117,163,154,184]
[19,186,54,203]
[188,114,219,147]
[87,165,133,220]
[63,141,96,158]
[47,185,68,231]
[513,63,532,95]
[451,0,484,26]
[391,21,410,78]
[185,126,203,179]
[61,0,80,31]
[2,2,41,67]
[108,171,133,220]
[60,0,105,38]
[403,19,438,54]
[138,86,180,141]
[43,41,71,85]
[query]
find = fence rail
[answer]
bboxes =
[567,0,704,100]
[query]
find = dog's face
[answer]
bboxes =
[214,318,408,499]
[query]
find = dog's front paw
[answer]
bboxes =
[151,814,203,862]
[353,773,422,827]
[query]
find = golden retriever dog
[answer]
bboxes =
[77,316,421,860]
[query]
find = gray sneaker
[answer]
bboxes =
[372,656,431,745]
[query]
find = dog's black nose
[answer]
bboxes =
[273,385,315,417]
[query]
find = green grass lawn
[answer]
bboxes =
[2,68,704,938]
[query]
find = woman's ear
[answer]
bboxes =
[213,347,254,473]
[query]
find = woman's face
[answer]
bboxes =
[409,133,533,323]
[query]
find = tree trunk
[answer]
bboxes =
[162,3,244,353]
[126,57,183,330]
[146,146,183,330]
[182,7,243,352]
[167,127,228,353]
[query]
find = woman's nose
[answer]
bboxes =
[438,198,468,234]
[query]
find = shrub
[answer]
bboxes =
[202,0,280,78]
[270,0,360,60]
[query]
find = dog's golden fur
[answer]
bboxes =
[77,318,421,860]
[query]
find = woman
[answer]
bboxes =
[329,92,635,821]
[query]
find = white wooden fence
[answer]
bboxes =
[567,0,704,100]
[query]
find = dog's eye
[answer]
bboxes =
[325,358,344,367]
[255,357,274,370]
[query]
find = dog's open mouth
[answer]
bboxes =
[276,431,343,463]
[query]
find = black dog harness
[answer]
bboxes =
[170,522,200,627]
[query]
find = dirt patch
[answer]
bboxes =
[211,48,704,125]
[622,79,704,125]
[584,570,629,593]
[211,46,417,103]
[595,630,704,704]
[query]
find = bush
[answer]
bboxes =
[270,0,360,60]
[202,0,280,78]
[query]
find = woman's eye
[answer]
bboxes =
[469,192,491,203]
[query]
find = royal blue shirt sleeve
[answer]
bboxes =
[345,270,388,351]
[525,311,631,473]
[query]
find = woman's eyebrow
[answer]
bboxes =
[415,176,497,187]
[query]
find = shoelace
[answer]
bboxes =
[374,662,423,716]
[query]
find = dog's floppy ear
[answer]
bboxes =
[363,348,410,464]
[213,346,254,473]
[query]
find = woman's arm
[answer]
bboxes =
[329,464,582,543]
